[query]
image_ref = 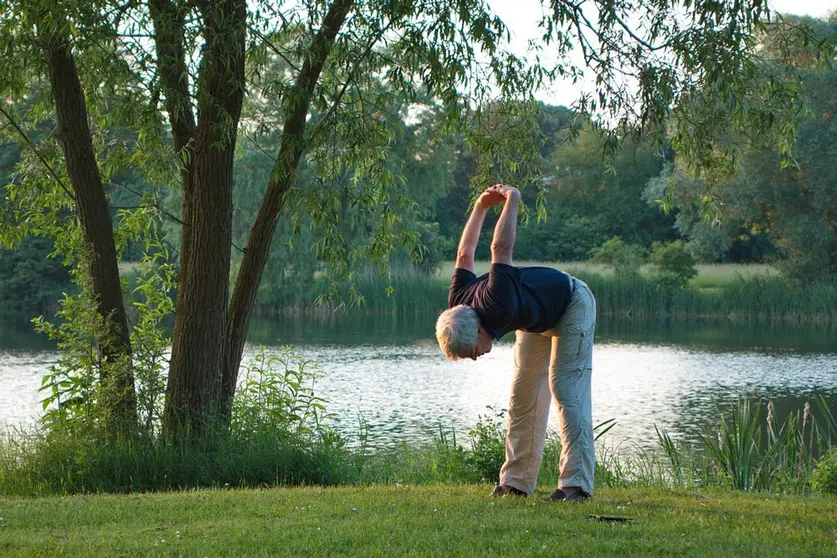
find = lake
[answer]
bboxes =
[2,315,836,450]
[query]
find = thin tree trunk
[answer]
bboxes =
[221,0,355,421]
[149,0,197,390]
[44,40,138,433]
[163,0,247,437]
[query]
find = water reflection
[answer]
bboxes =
[1,314,835,449]
[596,317,837,355]
[246,314,837,355]
[237,337,837,450]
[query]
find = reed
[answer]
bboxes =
[249,263,837,325]
[2,397,834,496]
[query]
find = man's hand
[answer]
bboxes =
[490,184,520,199]
[477,184,519,208]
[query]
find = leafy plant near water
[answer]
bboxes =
[464,406,508,483]
[0,345,348,495]
[126,240,175,438]
[232,347,337,447]
[679,397,837,492]
[812,447,837,494]
[699,398,762,490]
[33,269,119,435]
[33,216,174,438]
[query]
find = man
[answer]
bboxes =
[435,184,597,502]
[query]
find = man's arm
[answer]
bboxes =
[455,186,505,272]
[490,186,520,266]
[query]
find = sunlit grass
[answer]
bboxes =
[0,485,834,556]
[688,263,781,289]
[437,260,615,278]
[437,260,781,290]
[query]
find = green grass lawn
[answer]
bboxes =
[1,485,834,556]
[438,261,780,290]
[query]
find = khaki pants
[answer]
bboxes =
[498,279,596,495]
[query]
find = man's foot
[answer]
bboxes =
[489,484,528,497]
[544,488,590,503]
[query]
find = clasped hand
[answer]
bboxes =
[476,184,520,209]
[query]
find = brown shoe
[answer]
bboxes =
[545,488,589,503]
[489,484,528,497]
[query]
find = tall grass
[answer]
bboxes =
[1,396,833,496]
[663,396,837,492]
[0,348,350,496]
[251,263,837,325]
[438,261,781,288]
[698,398,762,490]
[253,267,450,318]
[567,272,837,325]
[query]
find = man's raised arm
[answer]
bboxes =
[455,185,505,272]
[490,186,520,266]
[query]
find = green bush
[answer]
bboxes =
[813,447,837,494]
[0,345,347,495]
[589,236,646,276]
[649,240,697,287]
[465,406,507,482]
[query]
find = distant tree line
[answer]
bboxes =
[2,21,836,315]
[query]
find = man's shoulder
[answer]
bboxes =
[449,267,481,307]
[519,266,569,278]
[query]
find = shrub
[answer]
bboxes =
[465,406,507,482]
[649,240,697,287]
[813,447,837,494]
[589,236,646,276]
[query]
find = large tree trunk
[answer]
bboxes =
[220,0,355,422]
[44,40,138,433]
[162,0,247,437]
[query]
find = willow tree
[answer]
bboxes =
[0,0,828,436]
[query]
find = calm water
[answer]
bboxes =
[1,315,836,449]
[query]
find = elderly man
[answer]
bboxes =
[435,184,597,502]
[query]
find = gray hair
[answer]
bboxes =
[435,305,479,360]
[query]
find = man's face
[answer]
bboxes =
[460,327,494,360]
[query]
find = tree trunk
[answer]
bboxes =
[162,0,247,437]
[220,0,355,421]
[44,41,138,433]
[149,0,197,401]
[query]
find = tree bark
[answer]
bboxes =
[149,0,197,397]
[44,40,138,433]
[162,0,247,437]
[220,0,355,421]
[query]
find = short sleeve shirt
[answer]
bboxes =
[448,263,574,339]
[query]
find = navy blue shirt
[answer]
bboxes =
[448,263,574,339]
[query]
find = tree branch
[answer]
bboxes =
[149,0,197,152]
[223,0,356,416]
[249,25,301,73]
[611,11,673,52]
[108,180,245,254]
[311,17,397,139]
[0,103,77,202]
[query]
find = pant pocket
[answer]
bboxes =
[555,329,585,369]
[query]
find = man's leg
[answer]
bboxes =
[549,281,596,497]
[498,330,553,494]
